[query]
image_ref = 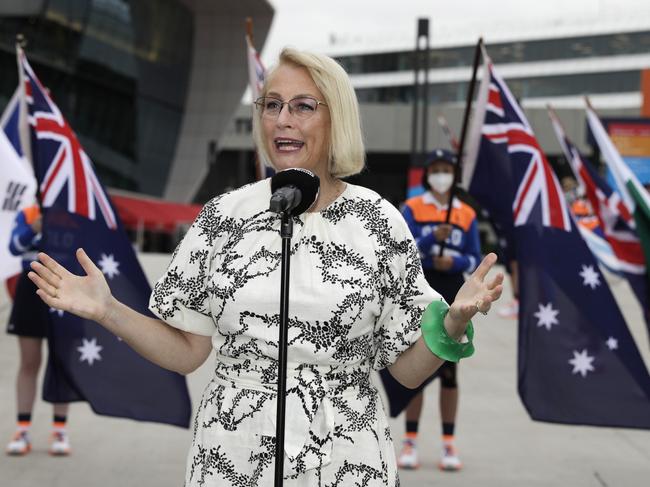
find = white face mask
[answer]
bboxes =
[428,173,454,194]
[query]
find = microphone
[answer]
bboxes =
[269,168,320,215]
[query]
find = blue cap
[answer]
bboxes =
[425,148,457,166]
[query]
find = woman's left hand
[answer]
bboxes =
[446,253,504,335]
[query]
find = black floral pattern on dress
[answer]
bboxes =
[150,181,438,486]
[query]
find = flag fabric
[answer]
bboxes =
[576,223,624,275]
[0,130,36,280]
[549,108,650,338]
[437,114,460,151]
[0,88,36,281]
[19,49,191,427]
[246,34,273,181]
[587,106,650,299]
[1,87,25,157]
[246,34,265,102]
[464,47,650,428]
[1,85,33,166]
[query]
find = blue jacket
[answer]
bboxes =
[9,205,41,271]
[402,192,481,274]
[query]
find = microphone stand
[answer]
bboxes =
[274,210,293,487]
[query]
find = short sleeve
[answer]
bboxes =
[148,198,221,336]
[372,204,441,370]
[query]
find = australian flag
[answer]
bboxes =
[19,49,191,427]
[548,108,650,342]
[464,47,650,428]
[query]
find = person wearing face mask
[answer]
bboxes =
[396,149,482,472]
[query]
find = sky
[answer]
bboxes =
[260,0,650,64]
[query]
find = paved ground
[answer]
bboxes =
[1,255,649,487]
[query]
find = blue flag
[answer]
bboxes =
[1,87,24,156]
[548,109,650,344]
[464,47,650,428]
[19,49,191,427]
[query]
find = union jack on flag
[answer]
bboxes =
[481,64,571,232]
[548,108,645,274]
[464,45,650,429]
[14,48,192,427]
[20,51,116,229]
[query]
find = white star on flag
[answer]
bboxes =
[606,337,618,350]
[568,349,595,378]
[98,253,120,279]
[77,338,103,366]
[579,264,601,289]
[534,302,559,331]
[49,307,64,317]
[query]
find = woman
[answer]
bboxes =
[396,149,482,471]
[27,48,503,486]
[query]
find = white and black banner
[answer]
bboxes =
[0,130,36,280]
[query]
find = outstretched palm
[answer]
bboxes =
[448,253,504,326]
[28,248,113,323]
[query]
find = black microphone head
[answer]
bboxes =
[270,168,320,215]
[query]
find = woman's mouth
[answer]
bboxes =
[274,138,304,152]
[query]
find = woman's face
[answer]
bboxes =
[261,63,331,177]
[426,161,455,195]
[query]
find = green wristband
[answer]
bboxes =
[420,300,475,362]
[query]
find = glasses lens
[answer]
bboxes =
[289,97,318,118]
[259,97,282,116]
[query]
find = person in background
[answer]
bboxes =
[396,149,482,471]
[561,176,598,231]
[5,204,71,456]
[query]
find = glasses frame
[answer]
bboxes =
[254,96,328,119]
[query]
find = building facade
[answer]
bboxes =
[2,4,648,206]
[0,0,273,202]
[216,26,650,206]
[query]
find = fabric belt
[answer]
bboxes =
[213,355,370,472]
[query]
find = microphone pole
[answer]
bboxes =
[269,168,319,486]
[274,209,292,487]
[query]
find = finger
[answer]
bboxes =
[489,284,504,302]
[486,272,504,291]
[37,252,67,279]
[35,289,58,308]
[29,261,62,287]
[479,286,503,311]
[475,297,490,315]
[76,248,99,277]
[473,253,497,281]
[28,271,59,298]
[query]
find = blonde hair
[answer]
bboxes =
[252,47,365,178]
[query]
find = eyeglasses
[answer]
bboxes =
[254,96,327,120]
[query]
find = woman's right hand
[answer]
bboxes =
[28,248,114,323]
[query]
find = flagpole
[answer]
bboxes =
[438,37,483,256]
[15,36,42,210]
[547,104,582,186]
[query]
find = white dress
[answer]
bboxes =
[149,179,439,486]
